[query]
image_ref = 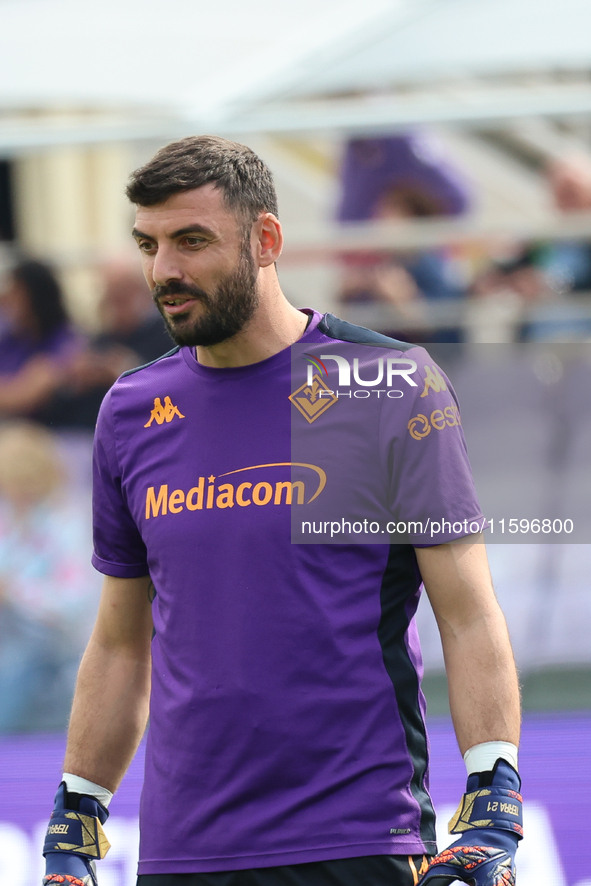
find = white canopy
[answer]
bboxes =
[1,0,591,149]
[0,0,392,114]
[251,0,591,102]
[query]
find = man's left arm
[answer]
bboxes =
[414,535,523,886]
[415,535,520,753]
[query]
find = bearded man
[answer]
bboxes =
[42,136,522,886]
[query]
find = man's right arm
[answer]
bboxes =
[63,573,153,791]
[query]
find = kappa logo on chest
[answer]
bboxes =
[144,396,185,427]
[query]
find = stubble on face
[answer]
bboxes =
[153,240,259,348]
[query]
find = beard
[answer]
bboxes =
[153,244,259,348]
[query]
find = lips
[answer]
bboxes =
[160,297,197,316]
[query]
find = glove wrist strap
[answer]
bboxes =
[449,786,523,839]
[43,810,111,860]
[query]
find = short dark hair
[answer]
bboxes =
[126,135,279,225]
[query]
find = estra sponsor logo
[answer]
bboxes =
[145,462,326,519]
[408,405,461,440]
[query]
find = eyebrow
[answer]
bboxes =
[132,224,215,241]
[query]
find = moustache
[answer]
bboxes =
[152,281,210,303]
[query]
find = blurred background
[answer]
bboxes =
[1,0,591,883]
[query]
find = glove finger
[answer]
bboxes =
[418,845,515,886]
[43,851,97,883]
[43,875,95,886]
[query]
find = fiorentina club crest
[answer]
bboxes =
[289,374,337,424]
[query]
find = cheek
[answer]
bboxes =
[140,259,156,290]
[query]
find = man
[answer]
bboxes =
[42,136,522,886]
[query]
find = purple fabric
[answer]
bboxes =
[337,134,472,222]
[0,325,81,375]
[91,311,482,874]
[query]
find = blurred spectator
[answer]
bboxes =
[466,246,547,342]
[547,153,591,213]
[542,154,591,295]
[0,259,83,418]
[336,133,471,340]
[36,258,172,428]
[93,257,173,362]
[337,133,471,222]
[0,421,100,732]
[467,155,591,343]
[66,258,172,392]
[0,255,171,429]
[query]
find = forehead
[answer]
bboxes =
[134,183,240,236]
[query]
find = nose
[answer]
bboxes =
[150,244,184,287]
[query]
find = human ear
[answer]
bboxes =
[255,213,283,267]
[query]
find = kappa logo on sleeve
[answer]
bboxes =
[144,396,185,427]
[408,405,461,440]
[420,364,448,398]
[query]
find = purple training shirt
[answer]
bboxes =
[91,310,484,875]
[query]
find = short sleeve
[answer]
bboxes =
[91,390,149,577]
[382,350,486,546]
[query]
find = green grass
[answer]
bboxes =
[422,666,591,717]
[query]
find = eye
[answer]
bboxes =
[182,236,206,248]
[136,240,156,255]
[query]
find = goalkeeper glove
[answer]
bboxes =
[419,758,523,886]
[42,782,110,886]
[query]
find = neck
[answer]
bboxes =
[195,281,308,368]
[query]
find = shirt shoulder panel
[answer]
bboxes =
[317,313,416,351]
[120,345,181,378]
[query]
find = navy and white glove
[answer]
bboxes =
[42,782,110,886]
[419,758,523,886]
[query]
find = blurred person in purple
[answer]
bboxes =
[338,133,470,224]
[0,259,83,418]
[337,133,471,341]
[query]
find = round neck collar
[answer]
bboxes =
[180,308,323,379]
